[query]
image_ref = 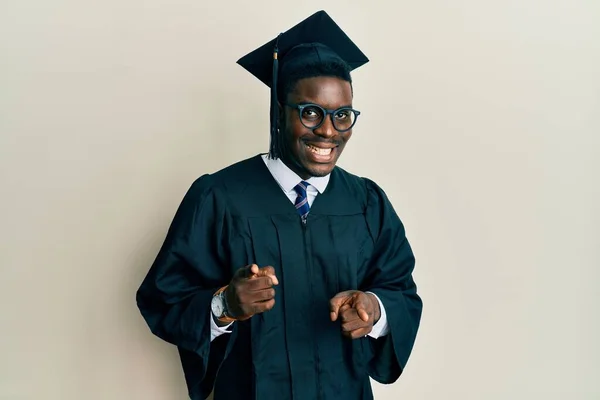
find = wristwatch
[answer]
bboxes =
[211,286,236,323]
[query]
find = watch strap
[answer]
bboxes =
[214,285,236,323]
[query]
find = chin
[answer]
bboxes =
[284,148,339,179]
[303,162,335,178]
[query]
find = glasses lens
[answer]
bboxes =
[300,105,324,128]
[332,108,357,131]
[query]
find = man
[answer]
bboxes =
[136,10,422,400]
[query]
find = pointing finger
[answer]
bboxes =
[242,264,259,278]
[329,292,353,322]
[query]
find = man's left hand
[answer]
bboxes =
[329,291,381,339]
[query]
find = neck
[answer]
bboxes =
[279,154,311,180]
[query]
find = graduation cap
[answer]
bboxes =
[237,10,369,157]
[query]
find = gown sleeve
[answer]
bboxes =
[136,175,235,397]
[361,178,423,384]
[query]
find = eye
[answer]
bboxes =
[334,109,351,120]
[301,106,322,121]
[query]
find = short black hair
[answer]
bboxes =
[269,61,353,159]
[276,60,352,103]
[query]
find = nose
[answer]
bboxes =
[313,115,335,138]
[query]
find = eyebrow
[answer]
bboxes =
[296,101,354,109]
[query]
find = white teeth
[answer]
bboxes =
[307,144,332,155]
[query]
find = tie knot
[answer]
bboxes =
[294,181,310,197]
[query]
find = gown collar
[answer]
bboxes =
[261,154,329,194]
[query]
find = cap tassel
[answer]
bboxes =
[269,33,282,159]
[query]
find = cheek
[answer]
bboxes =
[286,119,306,142]
[280,123,303,151]
[282,112,298,134]
[341,131,353,144]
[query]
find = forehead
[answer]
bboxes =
[291,76,353,107]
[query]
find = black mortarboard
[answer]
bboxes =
[237,10,369,157]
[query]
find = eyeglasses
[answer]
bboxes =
[284,102,361,133]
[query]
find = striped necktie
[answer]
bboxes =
[293,181,311,221]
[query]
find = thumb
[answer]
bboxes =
[354,295,370,322]
[238,264,259,279]
[248,264,259,276]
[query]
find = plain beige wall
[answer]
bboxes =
[1,1,599,399]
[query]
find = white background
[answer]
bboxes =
[1,1,599,399]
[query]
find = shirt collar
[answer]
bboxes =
[261,154,330,194]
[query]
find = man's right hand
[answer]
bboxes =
[224,264,278,321]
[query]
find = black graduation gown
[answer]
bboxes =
[136,154,422,400]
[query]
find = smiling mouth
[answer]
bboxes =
[305,142,336,156]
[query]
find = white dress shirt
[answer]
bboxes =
[210,154,389,341]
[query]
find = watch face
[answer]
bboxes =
[211,294,224,317]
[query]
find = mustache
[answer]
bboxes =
[302,137,342,146]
